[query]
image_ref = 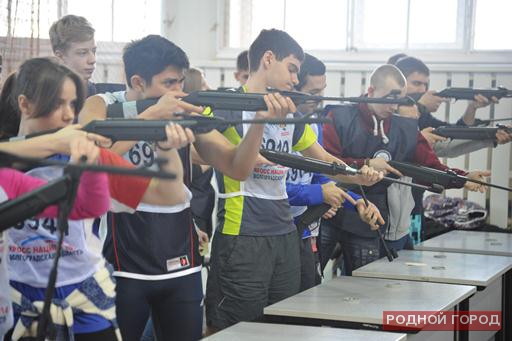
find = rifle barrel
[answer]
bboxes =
[462,176,512,192]
[260,150,443,193]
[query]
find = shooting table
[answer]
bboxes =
[416,230,512,257]
[353,250,512,341]
[202,322,407,341]
[264,276,475,341]
[415,230,512,340]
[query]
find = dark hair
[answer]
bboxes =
[386,53,408,65]
[248,29,304,72]
[394,56,430,78]
[49,15,95,53]
[236,50,249,71]
[123,35,190,88]
[0,57,84,138]
[295,53,326,91]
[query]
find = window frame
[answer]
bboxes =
[216,0,512,64]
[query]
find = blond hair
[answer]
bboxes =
[49,15,95,53]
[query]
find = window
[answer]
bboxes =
[473,0,512,50]
[353,0,463,49]
[227,0,347,50]
[0,0,160,42]
[67,0,161,42]
[224,0,511,51]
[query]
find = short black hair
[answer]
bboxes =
[123,35,189,88]
[236,50,249,71]
[387,53,408,65]
[248,29,304,72]
[394,56,430,78]
[295,53,326,91]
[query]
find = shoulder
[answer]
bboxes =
[392,115,419,129]
[326,104,359,120]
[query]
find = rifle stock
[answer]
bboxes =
[434,87,512,101]
[388,160,512,192]
[432,125,511,140]
[16,115,332,142]
[260,150,444,193]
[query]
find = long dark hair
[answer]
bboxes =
[0,57,85,138]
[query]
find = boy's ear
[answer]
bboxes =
[130,75,146,92]
[261,50,274,70]
[54,50,64,59]
[17,94,32,116]
[367,85,375,97]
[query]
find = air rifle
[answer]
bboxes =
[17,115,332,143]
[293,183,398,262]
[474,117,511,126]
[278,155,400,261]
[388,160,512,192]
[433,87,512,101]
[260,149,444,193]
[432,125,511,140]
[106,89,415,117]
[0,150,176,232]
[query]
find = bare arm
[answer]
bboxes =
[0,125,110,158]
[79,91,203,156]
[78,95,139,155]
[193,127,263,180]
[140,124,195,206]
[193,93,293,180]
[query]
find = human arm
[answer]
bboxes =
[300,141,383,186]
[194,93,294,180]
[0,136,110,219]
[414,132,489,192]
[460,95,499,126]
[0,124,110,158]
[78,91,202,156]
[99,123,194,208]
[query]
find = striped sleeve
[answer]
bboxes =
[292,123,317,152]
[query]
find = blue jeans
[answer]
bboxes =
[385,234,414,253]
[320,219,380,276]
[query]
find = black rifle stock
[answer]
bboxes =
[434,87,512,101]
[106,89,415,117]
[432,125,512,140]
[260,149,444,193]
[388,160,512,192]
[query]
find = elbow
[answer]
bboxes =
[227,169,252,181]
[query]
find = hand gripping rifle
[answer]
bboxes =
[0,150,175,340]
[433,87,512,101]
[432,125,512,140]
[259,150,444,193]
[106,89,416,117]
[388,160,512,192]
[260,150,444,262]
[16,114,332,143]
